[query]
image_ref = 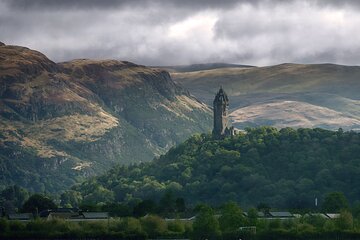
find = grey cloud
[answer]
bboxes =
[5,0,360,11]
[1,0,360,66]
[4,0,138,10]
[3,0,243,10]
[313,0,360,8]
[212,0,360,65]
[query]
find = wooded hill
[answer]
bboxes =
[72,127,360,209]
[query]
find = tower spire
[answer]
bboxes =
[212,87,234,139]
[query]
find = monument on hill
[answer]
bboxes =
[212,87,235,139]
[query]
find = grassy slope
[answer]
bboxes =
[171,63,360,130]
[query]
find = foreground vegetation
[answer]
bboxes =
[2,202,360,239]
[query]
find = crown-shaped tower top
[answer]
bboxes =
[213,86,229,105]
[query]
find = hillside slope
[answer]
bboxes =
[171,63,360,130]
[230,101,360,130]
[0,43,211,192]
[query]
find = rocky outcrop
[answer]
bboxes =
[0,44,212,192]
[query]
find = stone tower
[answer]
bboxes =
[212,87,235,139]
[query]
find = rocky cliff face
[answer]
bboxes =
[0,44,211,192]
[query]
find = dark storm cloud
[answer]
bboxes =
[1,0,360,66]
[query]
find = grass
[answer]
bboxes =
[172,63,360,98]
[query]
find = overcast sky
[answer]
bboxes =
[1,0,360,66]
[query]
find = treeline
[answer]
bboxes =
[0,185,188,218]
[2,202,360,240]
[69,127,360,209]
[3,186,360,239]
[0,216,185,239]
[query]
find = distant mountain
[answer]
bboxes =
[171,63,360,131]
[155,62,254,73]
[0,43,211,192]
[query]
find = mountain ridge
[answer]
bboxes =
[0,43,212,192]
[154,62,254,73]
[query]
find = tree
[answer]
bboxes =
[219,202,245,233]
[257,202,271,215]
[247,208,258,226]
[322,192,349,213]
[21,194,57,214]
[83,186,115,204]
[133,199,157,217]
[60,190,82,208]
[192,204,221,240]
[0,185,29,210]
[159,191,175,213]
[352,201,360,220]
[102,202,132,217]
[175,197,186,212]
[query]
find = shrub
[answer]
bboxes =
[141,215,167,238]
[336,210,353,230]
[168,220,185,233]
[0,218,8,233]
[268,219,282,229]
[79,221,108,237]
[122,217,143,235]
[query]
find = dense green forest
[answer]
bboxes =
[66,127,360,209]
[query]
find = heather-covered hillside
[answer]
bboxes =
[0,43,211,192]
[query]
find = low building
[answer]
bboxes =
[269,211,294,219]
[39,208,109,221]
[243,211,294,220]
[81,212,109,220]
[325,213,340,219]
[305,213,340,219]
[165,216,196,222]
[66,212,109,222]
[8,213,33,221]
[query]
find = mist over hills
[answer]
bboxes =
[0,43,211,192]
[171,63,360,131]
